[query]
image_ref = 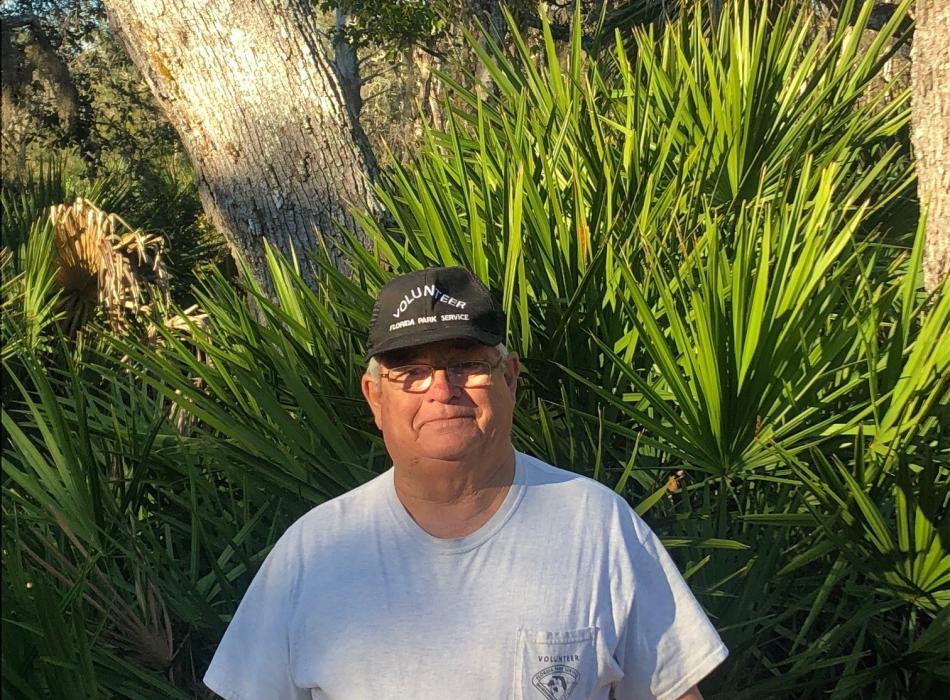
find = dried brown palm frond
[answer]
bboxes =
[46,200,209,433]
[49,197,168,336]
[143,303,209,349]
[0,246,12,277]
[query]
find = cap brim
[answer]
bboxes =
[365,325,503,360]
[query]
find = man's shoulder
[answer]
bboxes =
[515,452,655,562]
[517,451,634,519]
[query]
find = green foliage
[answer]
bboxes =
[316,0,539,53]
[116,249,379,505]
[0,154,230,369]
[319,0,446,51]
[1,157,117,407]
[1,219,60,365]
[3,0,947,697]
[3,353,231,697]
[0,156,127,261]
[1,2,180,180]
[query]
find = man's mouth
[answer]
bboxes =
[420,414,475,428]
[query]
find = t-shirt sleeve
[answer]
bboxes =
[203,527,310,700]
[612,510,728,700]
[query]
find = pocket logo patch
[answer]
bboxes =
[531,664,580,700]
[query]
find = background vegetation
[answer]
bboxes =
[2,0,948,698]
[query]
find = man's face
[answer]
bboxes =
[361,339,520,466]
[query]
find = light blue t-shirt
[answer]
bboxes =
[204,451,728,699]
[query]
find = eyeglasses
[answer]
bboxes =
[380,359,504,393]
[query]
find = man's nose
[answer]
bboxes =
[426,369,459,400]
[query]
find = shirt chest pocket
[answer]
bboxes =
[513,627,623,700]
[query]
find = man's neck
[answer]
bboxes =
[392,448,516,539]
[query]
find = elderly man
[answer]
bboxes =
[204,266,727,700]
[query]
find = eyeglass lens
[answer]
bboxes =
[387,362,494,392]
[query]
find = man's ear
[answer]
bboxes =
[504,353,520,398]
[361,374,384,430]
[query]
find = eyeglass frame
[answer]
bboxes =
[378,357,507,393]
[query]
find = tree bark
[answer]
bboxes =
[911,0,949,293]
[102,0,381,290]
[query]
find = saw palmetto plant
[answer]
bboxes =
[2,1,946,697]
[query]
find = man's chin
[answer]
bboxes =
[414,432,482,462]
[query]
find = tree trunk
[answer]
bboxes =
[413,47,443,134]
[911,0,949,293]
[333,7,362,121]
[102,0,381,290]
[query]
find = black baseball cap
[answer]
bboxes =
[366,267,506,359]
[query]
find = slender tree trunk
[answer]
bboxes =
[911,0,949,293]
[1,17,30,179]
[334,7,362,121]
[103,0,381,290]
[413,47,443,133]
[2,15,96,175]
